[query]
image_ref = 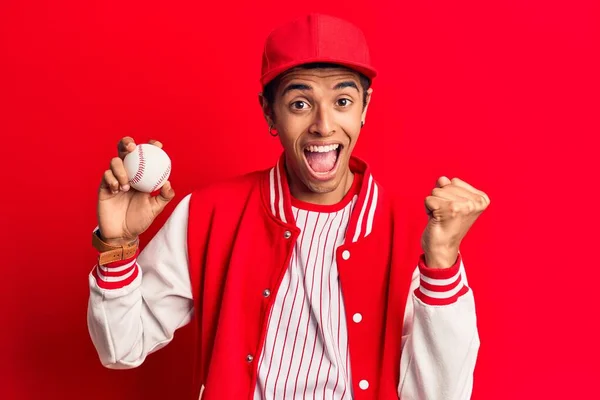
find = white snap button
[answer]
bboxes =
[352,313,362,323]
[359,380,369,390]
[246,354,254,362]
[342,250,350,260]
[263,289,271,298]
[284,230,292,239]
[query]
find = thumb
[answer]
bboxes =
[151,181,175,214]
[436,176,452,188]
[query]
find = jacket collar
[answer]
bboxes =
[261,152,380,243]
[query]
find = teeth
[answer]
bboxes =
[306,144,340,153]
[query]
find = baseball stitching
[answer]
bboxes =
[128,145,146,185]
[151,163,171,192]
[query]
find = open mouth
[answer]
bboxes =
[303,143,343,180]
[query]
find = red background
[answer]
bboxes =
[1,0,599,399]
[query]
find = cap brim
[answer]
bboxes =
[260,58,377,87]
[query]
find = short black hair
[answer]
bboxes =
[263,62,372,110]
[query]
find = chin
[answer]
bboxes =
[303,178,340,194]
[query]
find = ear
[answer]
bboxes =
[258,92,275,126]
[361,88,373,126]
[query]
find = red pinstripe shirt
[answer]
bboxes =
[254,174,360,399]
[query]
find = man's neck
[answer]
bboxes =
[287,167,355,206]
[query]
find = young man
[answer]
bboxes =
[88,13,489,400]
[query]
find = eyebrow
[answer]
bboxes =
[281,83,312,96]
[333,81,360,92]
[281,80,360,97]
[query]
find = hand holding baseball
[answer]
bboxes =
[97,137,175,244]
[421,177,490,268]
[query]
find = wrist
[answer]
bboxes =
[97,230,138,246]
[424,246,459,269]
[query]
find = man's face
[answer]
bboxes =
[263,67,372,197]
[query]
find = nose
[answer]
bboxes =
[308,105,336,137]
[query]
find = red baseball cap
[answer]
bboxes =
[260,14,377,87]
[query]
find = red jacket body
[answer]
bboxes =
[186,156,419,399]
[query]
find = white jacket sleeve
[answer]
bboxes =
[87,194,194,369]
[399,255,480,399]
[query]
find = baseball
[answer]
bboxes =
[124,143,172,193]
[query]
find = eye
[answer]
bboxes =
[337,98,353,107]
[291,100,309,110]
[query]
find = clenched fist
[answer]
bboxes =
[421,177,491,268]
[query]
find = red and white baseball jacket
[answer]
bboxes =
[87,154,480,400]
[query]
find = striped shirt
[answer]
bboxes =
[254,183,359,399]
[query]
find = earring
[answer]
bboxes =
[269,124,278,137]
[361,121,364,128]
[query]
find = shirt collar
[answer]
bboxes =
[261,152,380,243]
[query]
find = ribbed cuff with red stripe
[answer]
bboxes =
[92,250,140,290]
[414,253,469,306]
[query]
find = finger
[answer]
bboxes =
[443,185,489,212]
[148,139,163,149]
[102,169,120,194]
[425,195,474,221]
[109,157,131,191]
[424,195,452,220]
[432,187,481,215]
[118,137,137,159]
[450,177,491,206]
[431,187,471,203]
[151,181,175,214]
[436,176,452,188]
[436,185,480,202]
